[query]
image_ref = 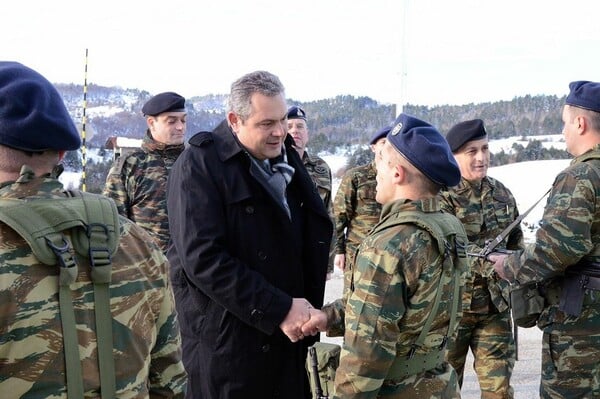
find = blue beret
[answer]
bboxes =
[287,105,306,120]
[565,81,600,113]
[369,125,392,145]
[387,113,461,187]
[142,92,186,116]
[0,61,80,152]
[445,119,487,152]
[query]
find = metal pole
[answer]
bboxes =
[80,48,89,192]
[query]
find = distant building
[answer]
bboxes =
[105,136,143,160]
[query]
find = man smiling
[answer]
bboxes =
[166,71,332,399]
[440,119,523,398]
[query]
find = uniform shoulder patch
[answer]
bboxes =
[314,165,328,174]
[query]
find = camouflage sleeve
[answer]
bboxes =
[102,156,131,218]
[148,269,187,397]
[122,223,188,397]
[334,233,408,397]
[333,171,357,254]
[507,167,596,284]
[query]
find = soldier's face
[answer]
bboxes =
[370,137,387,167]
[453,137,489,182]
[375,142,399,204]
[229,93,288,161]
[148,112,187,145]
[287,119,309,152]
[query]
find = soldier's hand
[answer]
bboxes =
[488,253,509,280]
[302,309,328,336]
[280,298,313,342]
[334,254,346,271]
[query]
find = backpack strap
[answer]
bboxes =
[383,210,468,379]
[0,192,119,398]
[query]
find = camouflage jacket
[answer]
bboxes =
[303,151,336,273]
[103,132,184,252]
[440,176,523,313]
[323,198,468,398]
[0,168,187,398]
[504,146,600,328]
[303,151,333,210]
[333,161,381,267]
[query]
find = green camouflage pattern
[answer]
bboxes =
[323,198,468,398]
[440,176,522,398]
[503,146,600,398]
[103,132,184,252]
[0,171,187,398]
[333,161,381,291]
[303,151,335,274]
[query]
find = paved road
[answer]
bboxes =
[322,270,542,398]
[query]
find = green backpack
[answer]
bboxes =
[0,191,120,399]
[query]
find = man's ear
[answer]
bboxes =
[392,163,405,184]
[227,112,240,132]
[58,150,66,162]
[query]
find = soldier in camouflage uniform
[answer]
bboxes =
[287,105,335,277]
[333,126,388,295]
[103,91,187,252]
[303,114,469,398]
[0,61,186,397]
[440,119,523,398]
[492,80,600,398]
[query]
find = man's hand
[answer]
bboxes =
[488,253,509,280]
[302,309,328,336]
[280,298,314,342]
[334,254,346,271]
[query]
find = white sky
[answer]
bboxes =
[2,0,599,107]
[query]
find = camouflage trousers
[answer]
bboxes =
[540,328,600,398]
[447,311,515,399]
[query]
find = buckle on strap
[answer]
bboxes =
[86,223,112,284]
[45,235,78,286]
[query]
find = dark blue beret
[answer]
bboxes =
[287,105,306,120]
[445,119,487,153]
[387,113,461,187]
[142,92,186,116]
[566,81,600,113]
[369,125,392,145]
[0,61,80,152]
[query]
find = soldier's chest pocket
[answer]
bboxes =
[490,193,513,226]
[357,182,376,200]
[456,207,484,237]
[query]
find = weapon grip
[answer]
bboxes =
[309,346,325,398]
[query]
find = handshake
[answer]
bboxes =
[279,298,329,342]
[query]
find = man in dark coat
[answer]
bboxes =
[167,70,333,399]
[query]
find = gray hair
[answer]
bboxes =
[228,71,285,121]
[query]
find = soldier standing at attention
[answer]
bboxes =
[0,61,186,397]
[303,113,469,398]
[440,119,522,398]
[491,80,600,398]
[103,91,186,253]
[333,126,388,295]
[287,105,335,279]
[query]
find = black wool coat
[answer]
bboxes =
[167,120,333,399]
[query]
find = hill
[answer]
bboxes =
[56,83,567,154]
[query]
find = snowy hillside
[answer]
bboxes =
[320,153,571,244]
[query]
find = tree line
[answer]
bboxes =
[55,84,570,193]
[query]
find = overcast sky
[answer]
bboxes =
[2,0,599,107]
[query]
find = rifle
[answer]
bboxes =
[467,187,551,259]
[309,346,328,399]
